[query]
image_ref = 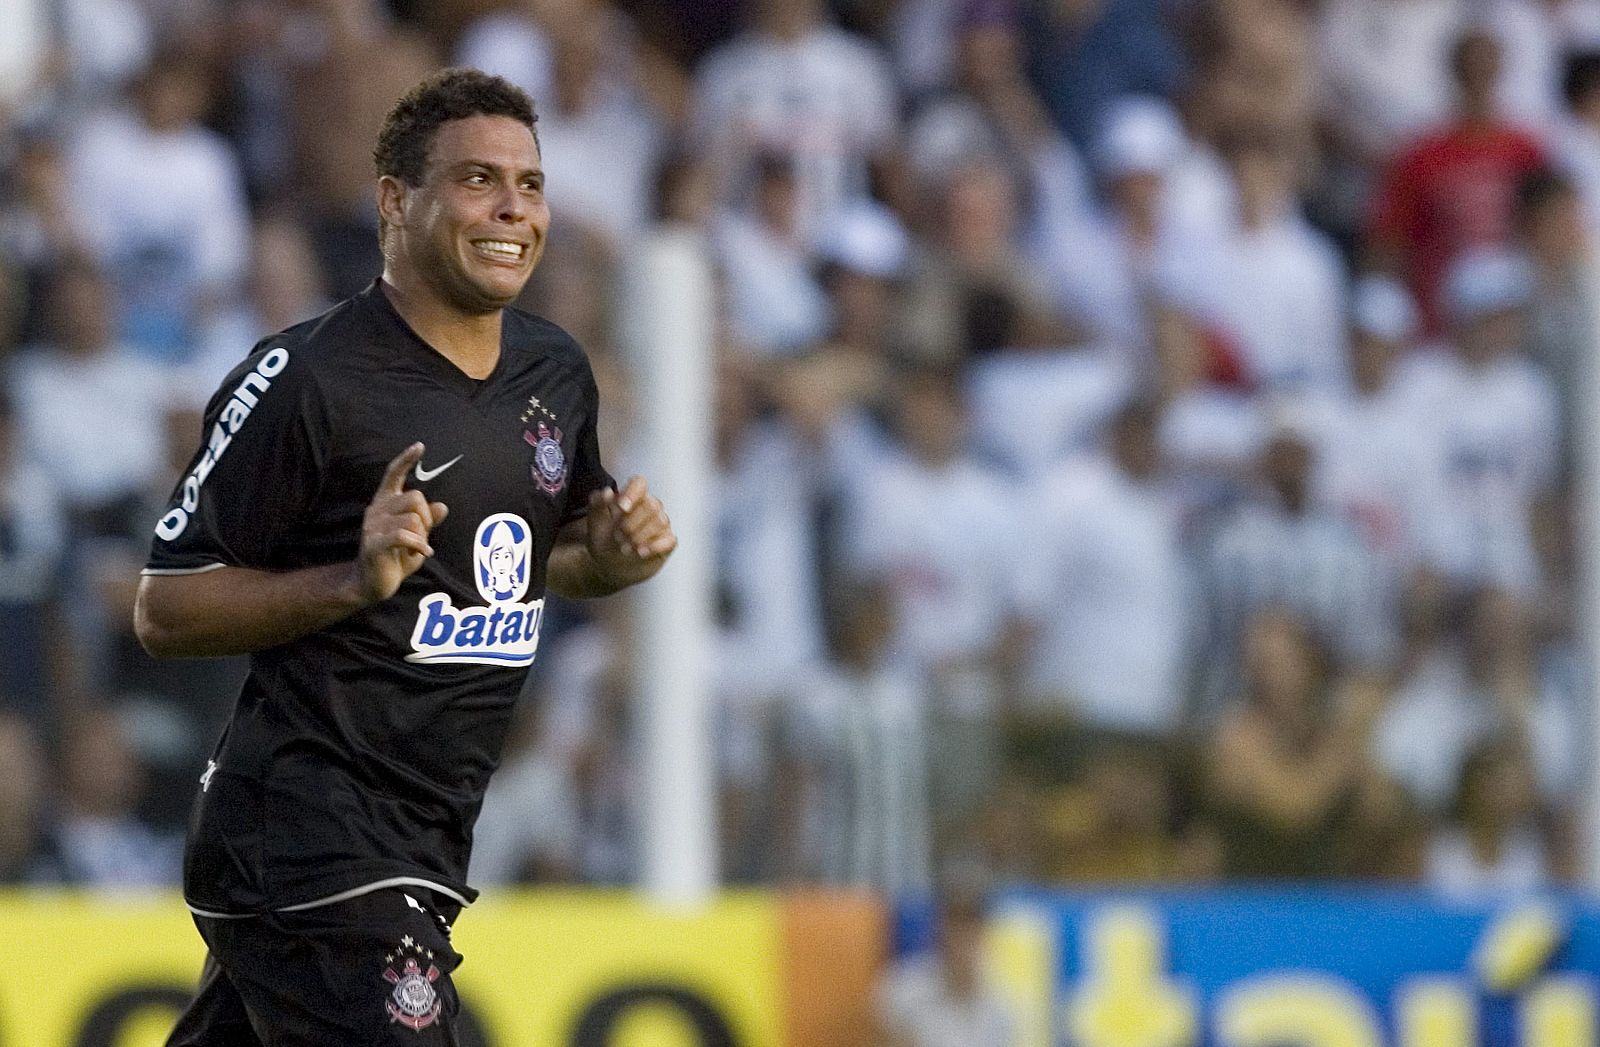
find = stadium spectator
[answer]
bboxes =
[1424,733,1553,897]
[1042,96,1188,351]
[965,299,1132,478]
[1175,130,1348,393]
[1148,298,1265,514]
[0,133,86,346]
[1316,0,1472,161]
[532,7,666,248]
[691,0,900,241]
[1015,399,1193,736]
[874,884,1016,1047]
[1378,587,1583,818]
[1203,611,1387,878]
[467,699,581,886]
[1367,27,1547,334]
[905,2,1092,253]
[1301,275,1443,567]
[713,153,832,355]
[1041,740,1222,884]
[780,578,933,894]
[193,213,333,404]
[1198,421,1397,704]
[817,200,913,358]
[836,363,1029,684]
[1020,0,1188,152]
[52,707,181,887]
[452,0,554,109]
[714,353,825,676]
[8,257,171,531]
[64,50,250,359]
[0,388,64,718]
[897,155,1065,364]
[1398,249,1559,595]
[37,0,153,108]
[283,0,436,297]
[0,713,56,883]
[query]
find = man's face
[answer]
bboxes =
[382,114,550,313]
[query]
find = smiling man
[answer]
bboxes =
[138,69,676,1046]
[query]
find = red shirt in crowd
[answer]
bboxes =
[1367,122,1546,334]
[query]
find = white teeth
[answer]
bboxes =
[473,240,524,259]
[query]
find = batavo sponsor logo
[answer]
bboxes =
[988,894,1600,1047]
[408,513,544,666]
[155,346,290,542]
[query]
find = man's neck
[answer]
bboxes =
[380,274,503,379]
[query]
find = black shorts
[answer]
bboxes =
[166,888,465,1047]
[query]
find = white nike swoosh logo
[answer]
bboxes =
[414,454,463,482]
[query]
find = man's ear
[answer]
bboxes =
[377,175,408,234]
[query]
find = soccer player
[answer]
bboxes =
[138,68,676,1045]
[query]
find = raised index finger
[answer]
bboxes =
[379,442,425,496]
[615,475,650,513]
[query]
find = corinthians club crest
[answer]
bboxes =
[524,422,566,495]
[382,937,442,1031]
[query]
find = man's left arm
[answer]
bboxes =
[547,476,676,598]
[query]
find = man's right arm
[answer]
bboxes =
[135,563,370,658]
[136,442,448,658]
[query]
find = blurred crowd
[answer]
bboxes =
[0,0,1595,925]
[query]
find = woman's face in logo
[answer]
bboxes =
[489,543,517,589]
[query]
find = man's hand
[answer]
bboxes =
[582,476,676,590]
[353,442,449,604]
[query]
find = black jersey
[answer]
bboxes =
[144,281,612,915]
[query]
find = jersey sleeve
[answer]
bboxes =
[144,341,332,574]
[560,359,615,526]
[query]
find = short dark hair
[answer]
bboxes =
[374,68,538,187]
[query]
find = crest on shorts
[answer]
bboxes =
[524,423,567,495]
[382,937,442,1031]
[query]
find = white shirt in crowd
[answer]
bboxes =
[538,95,663,250]
[1299,385,1449,569]
[1315,0,1469,156]
[1174,216,1348,394]
[877,955,1016,1047]
[967,345,1133,477]
[712,210,832,355]
[692,22,899,241]
[841,451,1028,677]
[467,745,580,886]
[453,10,553,106]
[1039,214,1174,350]
[717,422,827,676]
[67,106,251,352]
[10,346,171,511]
[1017,455,1193,733]
[1390,350,1559,594]
[1375,646,1581,810]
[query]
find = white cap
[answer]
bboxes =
[1446,248,1533,323]
[1094,95,1186,178]
[1351,274,1418,342]
[816,202,910,280]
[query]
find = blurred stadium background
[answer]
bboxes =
[4,0,1600,1043]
